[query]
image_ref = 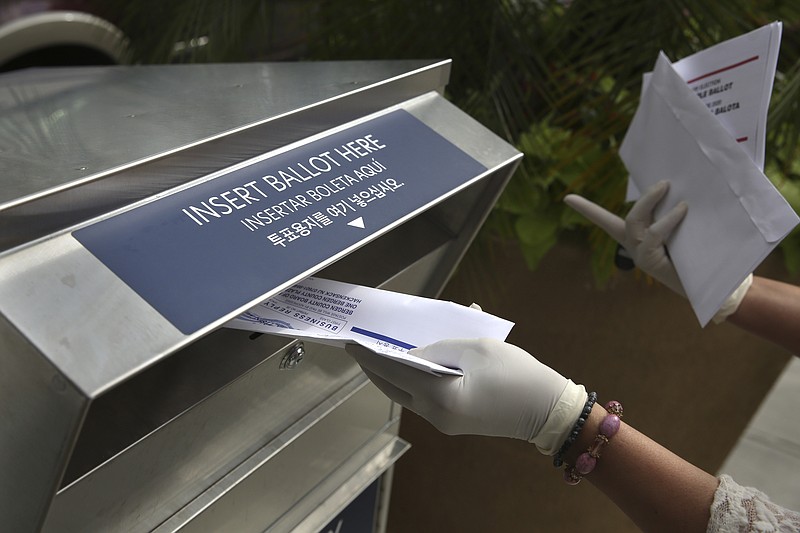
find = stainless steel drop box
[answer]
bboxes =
[0,60,521,532]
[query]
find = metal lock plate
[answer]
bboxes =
[280,342,305,370]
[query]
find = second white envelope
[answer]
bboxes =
[619,51,799,326]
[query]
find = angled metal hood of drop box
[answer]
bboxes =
[0,60,521,532]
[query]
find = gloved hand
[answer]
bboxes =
[564,180,688,295]
[564,181,752,322]
[347,338,587,455]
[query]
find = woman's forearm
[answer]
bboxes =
[726,276,800,356]
[563,403,719,533]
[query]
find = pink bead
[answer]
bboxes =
[575,452,597,475]
[604,400,623,417]
[563,468,581,485]
[599,414,620,438]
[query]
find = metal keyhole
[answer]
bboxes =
[280,342,305,369]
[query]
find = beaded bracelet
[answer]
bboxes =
[563,400,624,485]
[553,391,597,468]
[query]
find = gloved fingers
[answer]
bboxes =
[635,201,688,295]
[564,194,626,244]
[347,344,457,419]
[639,201,687,255]
[409,337,510,370]
[358,365,414,407]
[361,363,460,435]
[647,200,688,243]
[409,338,470,370]
[625,180,670,239]
[346,343,438,397]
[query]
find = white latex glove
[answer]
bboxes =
[564,180,688,295]
[564,180,752,322]
[347,338,587,455]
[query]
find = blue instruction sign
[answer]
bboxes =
[73,109,488,334]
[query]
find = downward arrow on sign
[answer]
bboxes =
[347,217,365,229]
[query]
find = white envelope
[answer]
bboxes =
[626,22,782,200]
[619,52,799,326]
[226,276,515,375]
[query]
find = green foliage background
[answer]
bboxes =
[115,0,800,281]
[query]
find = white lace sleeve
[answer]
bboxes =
[707,474,800,532]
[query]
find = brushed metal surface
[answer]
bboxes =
[0,91,520,399]
[154,383,401,533]
[0,61,452,251]
[0,60,520,533]
[43,340,363,533]
[280,435,410,533]
[0,233,181,398]
[0,61,448,205]
[0,313,87,532]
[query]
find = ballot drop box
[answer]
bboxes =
[0,60,521,532]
